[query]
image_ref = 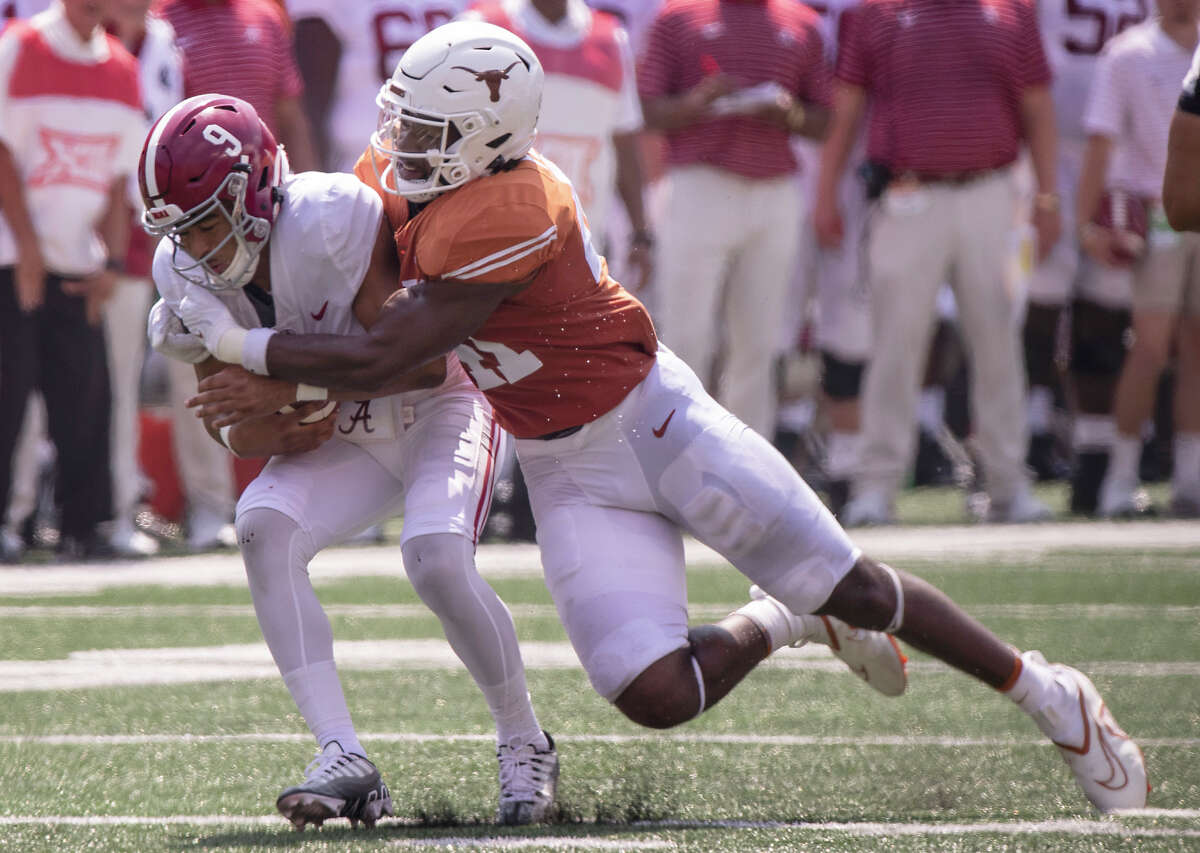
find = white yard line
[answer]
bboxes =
[1,519,1197,596]
[0,814,1196,841]
[2,602,1197,620]
[0,639,1197,691]
[2,732,1196,748]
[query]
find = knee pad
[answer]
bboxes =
[821,351,865,401]
[1023,303,1063,389]
[1069,299,1130,379]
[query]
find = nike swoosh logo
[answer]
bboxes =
[652,409,676,438]
[310,301,328,321]
[1052,687,1130,792]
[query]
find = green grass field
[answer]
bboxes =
[0,493,1197,851]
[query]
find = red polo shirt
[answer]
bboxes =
[837,0,1050,175]
[638,0,830,180]
[154,0,302,134]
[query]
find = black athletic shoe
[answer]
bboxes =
[276,742,392,831]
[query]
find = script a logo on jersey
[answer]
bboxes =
[452,62,520,102]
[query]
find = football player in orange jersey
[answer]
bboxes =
[181,21,1147,813]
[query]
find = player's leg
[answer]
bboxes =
[655,165,744,390]
[236,440,404,829]
[846,183,951,525]
[721,175,802,437]
[629,347,1143,810]
[814,171,873,517]
[396,391,555,824]
[1100,242,1183,516]
[0,268,37,561]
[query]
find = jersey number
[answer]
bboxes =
[373,7,456,81]
[1062,0,1147,56]
[456,338,543,390]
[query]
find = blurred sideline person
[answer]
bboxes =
[98,0,185,557]
[0,0,144,560]
[639,0,832,440]
[816,0,1058,526]
[182,21,1146,813]
[142,94,557,828]
[287,0,468,172]
[1078,0,1200,517]
[1023,0,1148,514]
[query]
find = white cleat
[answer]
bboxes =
[497,731,558,825]
[840,490,895,527]
[1027,658,1149,812]
[987,489,1053,523]
[276,741,392,830]
[749,586,908,697]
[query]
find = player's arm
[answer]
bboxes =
[293,15,341,171]
[1019,85,1061,260]
[1075,134,1123,267]
[263,274,518,391]
[191,356,336,458]
[0,139,44,311]
[812,81,866,249]
[1163,110,1200,231]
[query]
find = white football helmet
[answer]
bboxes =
[371,20,543,201]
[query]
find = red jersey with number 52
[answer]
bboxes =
[356,150,658,438]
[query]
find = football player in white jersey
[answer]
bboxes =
[1024,0,1148,509]
[141,94,558,829]
[287,0,471,171]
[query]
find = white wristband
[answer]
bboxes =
[217,424,241,457]
[295,382,328,401]
[214,326,276,375]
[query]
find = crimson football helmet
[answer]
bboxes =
[139,94,288,291]
[371,20,543,201]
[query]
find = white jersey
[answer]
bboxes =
[1083,19,1197,199]
[1037,0,1149,142]
[285,0,470,171]
[152,171,475,462]
[463,0,643,239]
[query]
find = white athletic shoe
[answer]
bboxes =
[1098,473,1142,518]
[841,490,895,527]
[749,586,907,697]
[1026,655,1149,812]
[497,731,558,825]
[276,741,392,831]
[988,489,1053,524]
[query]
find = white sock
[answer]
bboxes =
[1108,434,1142,484]
[826,431,861,480]
[1172,432,1200,498]
[283,661,366,758]
[483,672,544,748]
[736,596,815,654]
[1005,651,1080,744]
[1072,414,1115,453]
[918,387,945,434]
[1027,386,1054,434]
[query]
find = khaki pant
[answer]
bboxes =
[856,169,1031,503]
[656,165,805,438]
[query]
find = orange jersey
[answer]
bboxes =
[355,150,657,438]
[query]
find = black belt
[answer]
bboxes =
[532,424,583,441]
[901,166,1006,186]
